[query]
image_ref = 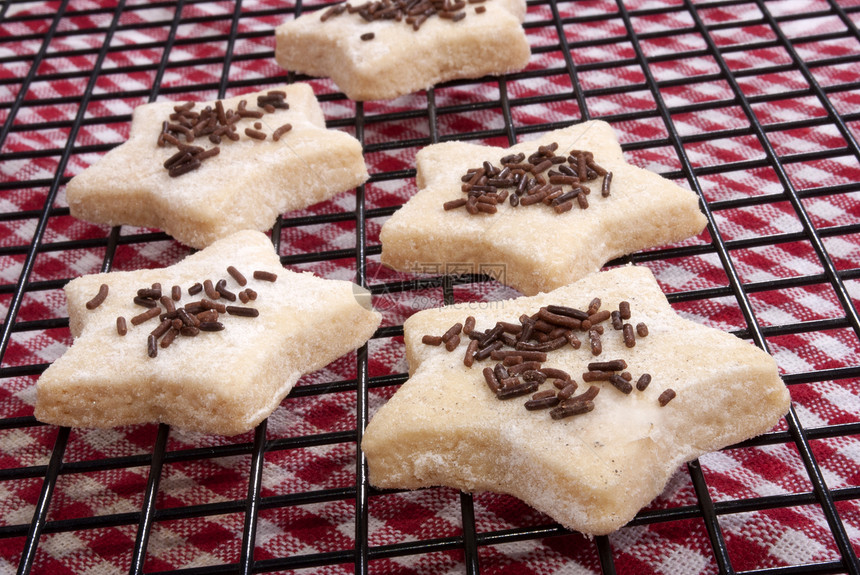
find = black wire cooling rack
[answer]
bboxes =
[1,0,860,573]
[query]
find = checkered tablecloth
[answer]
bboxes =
[1,0,859,573]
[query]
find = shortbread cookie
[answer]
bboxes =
[274,0,529,101]
[35,230,381,436]
[380,121,708,295]
[362,265,789,535]
[66,84,368,249]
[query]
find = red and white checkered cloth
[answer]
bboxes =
[1,0,859,573]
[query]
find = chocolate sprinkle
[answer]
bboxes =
[587,359,627,372]
[483,366,500,394]
[658,388,676,406]
[272,123,293,142]
[226,305,259,317]
[86,284,109,310]
[524,395,560,410]
[550,400,594,420]
[422,334,443,346]
[227,266,247,286]
[147,334,158,358]
[609,373,633,394]
[253,270,278,282]
[131,307,161,326]
[116,316,127,336]
[623,323,636,348]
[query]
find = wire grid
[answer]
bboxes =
[1,0,859,573]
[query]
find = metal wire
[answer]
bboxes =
[1,0,859,573]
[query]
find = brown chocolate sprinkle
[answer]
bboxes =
[557,382,578,399]
[441,322,463,343]
[444,334,461,352]
[138,287,161,300]
[658,388,676,406]
[464,339,479,367]
[196,310,219,323]
[86,283,109,310]
[131,307,161,326]
[463,315,476,335]
[422,334,443,346]
[360,32,375,40]
[636,322,649,337]
[160,327,178,349]
[188,282,203,296]
[180,326,200,337]
[216,279,237,302]
[444,198,468,211]
[483,366,500,394]
[171,285,182,301]
[147,334,158,358]
[582,370,613,382]
[587,359,626,372]
[272,123,293,142]
[116,316,127,336]
[253,270,278,282]
[525,395,560,410]
[619,300,631,320]
[244,127,267,140]
[151,318,173,339]
[636,373,651,391]
[623,323,636,348]
[540,367,571,382]
[589,329,602,356]
[227,266,247,286]
[608,373,633,394]
[550,400,594,420]
[226,305,259,317]
[498,380,539,399]
[203,279,220,300]
[199,321,225,332]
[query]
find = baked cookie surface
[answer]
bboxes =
[274,0,530,101]
[380,121,708,295]
[361,265,790,535]
[66,84,368,249]
[35,230,382,436]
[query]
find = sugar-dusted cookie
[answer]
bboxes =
[274,0,530,101]
[35,230,381,436]
[362,265,789,535]
[66,84,368,249]
[380,121,708,295]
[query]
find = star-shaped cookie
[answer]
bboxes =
[380,121,708,295]
[361,265,789,535]
[35,230,381,436]
[66,83,368,249]
[274,0,530,101]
